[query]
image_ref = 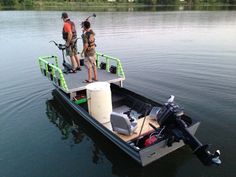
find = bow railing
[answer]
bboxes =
[38,56,68,92]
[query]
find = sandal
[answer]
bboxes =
[69,69,77,73]
[92,78,98,81]
[83,79,93,83]
[76,67,82,71]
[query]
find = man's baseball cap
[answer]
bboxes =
[61,12,68,19]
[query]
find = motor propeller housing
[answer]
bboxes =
[155,95,221,166]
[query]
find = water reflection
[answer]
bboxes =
[46,98,84,143]
[45,93,105,164]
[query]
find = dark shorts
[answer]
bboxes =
[66,42,78,57]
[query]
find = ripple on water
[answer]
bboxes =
[0,73,52,119]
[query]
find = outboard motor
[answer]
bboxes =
[156,95,221,166]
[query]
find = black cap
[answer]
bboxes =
[61,12,68,19]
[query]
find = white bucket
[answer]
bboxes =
[86,82,112,124]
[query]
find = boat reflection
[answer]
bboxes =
[46,95,105,164]
[46,98,84,143]
[45,90,190,177]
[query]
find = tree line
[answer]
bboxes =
[1,0,236,6]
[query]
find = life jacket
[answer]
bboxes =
[62,19,77,41]
[85,30,96,50]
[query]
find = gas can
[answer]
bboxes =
[144,136,157,147]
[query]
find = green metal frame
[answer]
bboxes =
[38,52,125,93]
[96,52,125,79]
[38,56,68,92]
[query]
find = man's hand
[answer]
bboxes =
[65,42,70,48]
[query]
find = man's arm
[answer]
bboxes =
[66,31,72,47]
[81,43,88,57]
[64,23,72,46]
[81,34,88,56]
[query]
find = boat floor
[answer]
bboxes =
[62,65,124,93]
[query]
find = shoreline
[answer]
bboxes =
[1,2,236,11]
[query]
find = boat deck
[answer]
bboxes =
[62,66,125,93]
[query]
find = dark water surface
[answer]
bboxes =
[0,11,236,177]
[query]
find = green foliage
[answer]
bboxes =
[25,0,34,6]
[1,0,18,6]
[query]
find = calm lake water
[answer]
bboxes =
[0,10,236,177]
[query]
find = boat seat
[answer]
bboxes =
[123,109,142,121]
[110,112,137,136]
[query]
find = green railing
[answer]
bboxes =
[38,56,68,92]
[96,52,125,79]
[38,53,125,92]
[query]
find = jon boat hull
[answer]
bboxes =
[53,87,200,166]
